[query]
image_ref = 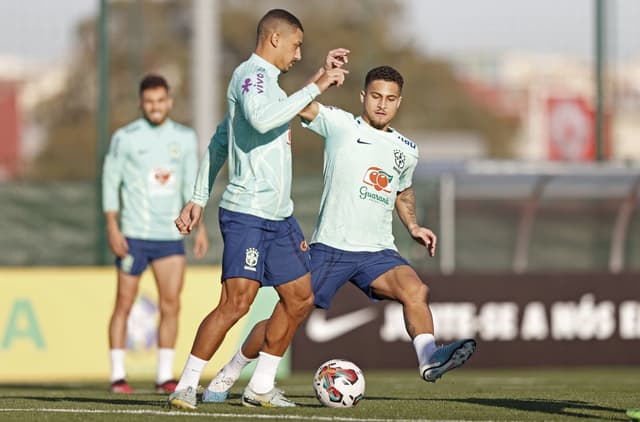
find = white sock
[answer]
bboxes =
[247,351,281,394]
[156,348,175,384]
[209,349,254,389]
[109,349,126,382]
[413,333,437,367]
[175,354,208,391]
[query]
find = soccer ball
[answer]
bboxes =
[313,359,365,408]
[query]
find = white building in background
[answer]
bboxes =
[611,58,640,161]
[0,55,68,179]
[442,51,640,162]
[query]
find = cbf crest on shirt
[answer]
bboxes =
[302,105,419,252]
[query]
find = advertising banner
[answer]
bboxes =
[547,97,611,161]
[0,267,285,382]
[292,273,640,370]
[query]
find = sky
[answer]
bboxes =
[402,0,640,62]
[0,0,638,63]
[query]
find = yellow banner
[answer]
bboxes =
[0,267,283,382]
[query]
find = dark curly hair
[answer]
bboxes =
[364,66,404,92]
[139,74,169,96]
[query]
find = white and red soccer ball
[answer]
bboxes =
[313,359,365,408]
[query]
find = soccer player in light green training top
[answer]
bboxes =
[200,66,477,404]
[168,9,349,409]
[102,74,209,395]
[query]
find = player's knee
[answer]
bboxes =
[113,296,135,316]
[417,282,430,302]
[223,295,253,320]
[159,297,180,316]
[401,281,429,306]
[299,293,316,319]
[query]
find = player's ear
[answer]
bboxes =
[359,90,366,104]
[270,31,280,48]
[397,95,402,108]
[167,96,174,110]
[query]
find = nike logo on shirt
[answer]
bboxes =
[305,308,377,342]
[356,138,372,145]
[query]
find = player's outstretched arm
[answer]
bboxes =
[241,50,348,134]
[299,101,320,122]
[395,188,437,257]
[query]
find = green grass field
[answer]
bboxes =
[1,368,638,421]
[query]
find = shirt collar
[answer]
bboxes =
[142,117,172,130]
[355,116,395,134]
[250,53,281,78]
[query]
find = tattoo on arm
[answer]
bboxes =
[397,188,417,227]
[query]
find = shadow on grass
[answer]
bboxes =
[0,384,104,392]
[0,395,159,407]
[439,398,626,421]
[199,393,325,409]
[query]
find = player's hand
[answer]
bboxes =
[323,48,350,71]
[175,201,202,235]
[107,226,128,258]
[410,226,437,257]
[316,68,349,92]
[193,226,209,259]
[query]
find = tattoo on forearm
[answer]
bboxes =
[399,188,417,225]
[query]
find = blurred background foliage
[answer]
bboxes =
[27,0,518,181]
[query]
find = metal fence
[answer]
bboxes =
[2,161,640,274]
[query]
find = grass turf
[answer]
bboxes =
[0,367,638,421]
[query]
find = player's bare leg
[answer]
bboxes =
[264,274,314,356]
[108,271,141,393]
[370,265,433,337]
[191,277,260,359]
[169,277,260,409]
[151,254,186,392]
[202,320,266,403]
[371,265,475,382]
[109,272,141,348]
[242,320,268,358]
[242,273,314,407]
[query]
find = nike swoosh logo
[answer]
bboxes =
[356,138,372,144]
[306,308,377,342]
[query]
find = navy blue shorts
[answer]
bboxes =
[310,243,410,309]
[219,208,311,286]
[115,238,185,276]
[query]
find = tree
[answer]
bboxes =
[28,0,519,181]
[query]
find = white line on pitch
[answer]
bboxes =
[0,407,468,422]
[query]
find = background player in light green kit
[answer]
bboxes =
[201,66,476,403]
[168,9,349,409]
[102,74,208,394]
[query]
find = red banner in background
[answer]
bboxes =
[292,273,640,370]
[547,97,610,161]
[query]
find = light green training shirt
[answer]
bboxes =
[303,105,419,252]
[102,118,199,240]
[190,53,321,220]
